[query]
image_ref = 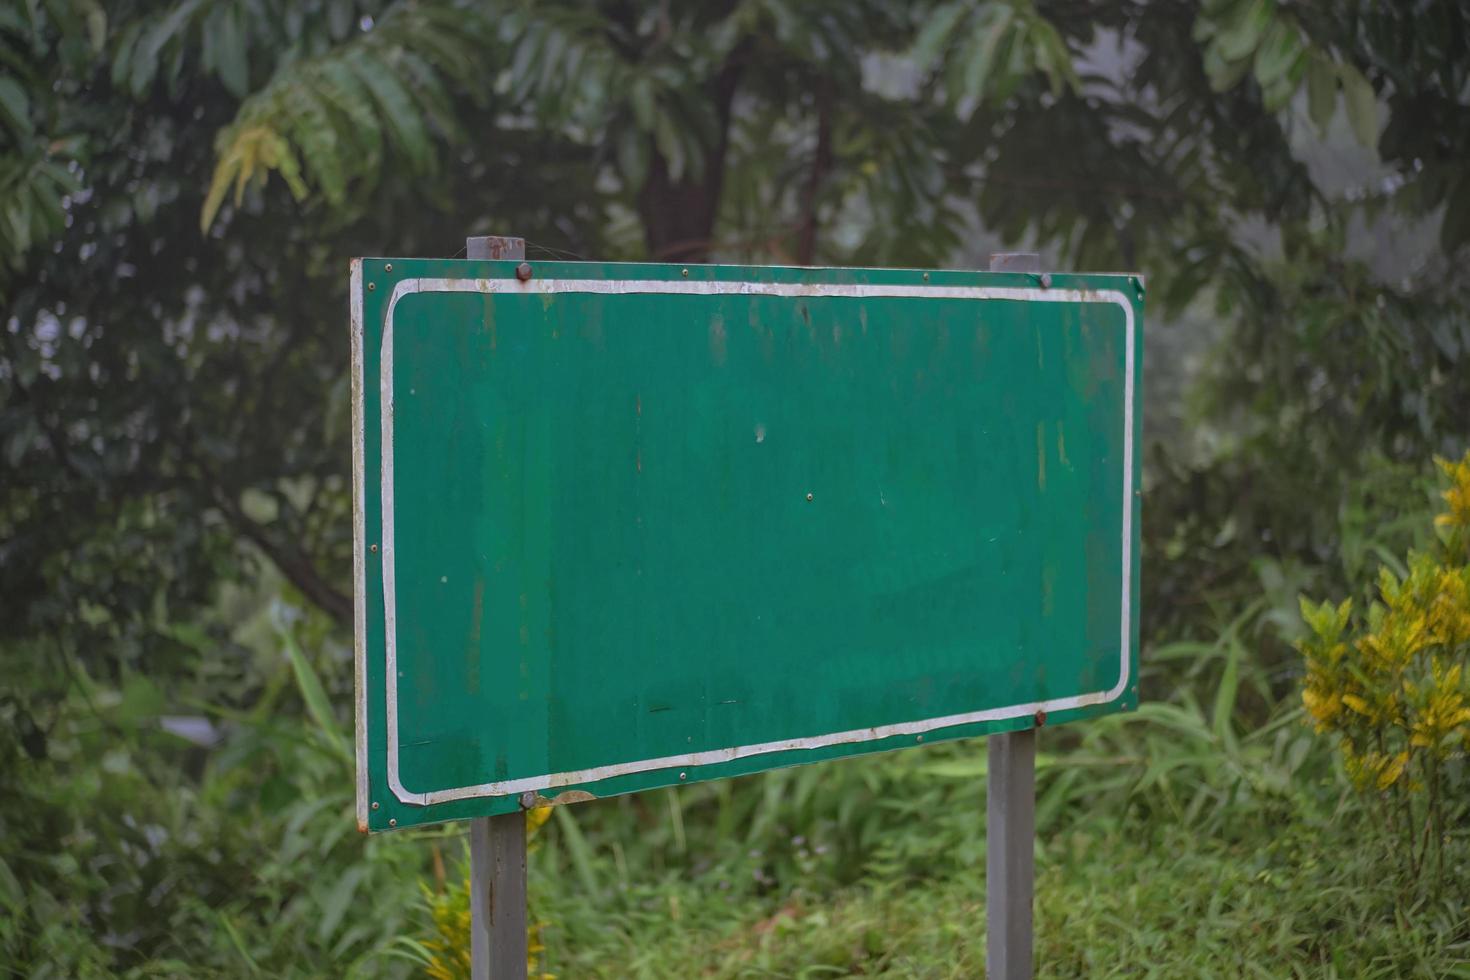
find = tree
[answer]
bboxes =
[0,1,607,744]
[3,0,1469,697]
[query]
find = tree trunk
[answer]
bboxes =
[636,47,747,262]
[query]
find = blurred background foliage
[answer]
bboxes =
[1,0,1468,975]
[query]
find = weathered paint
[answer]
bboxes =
[352,259,1144,831]
[350,258,369,834]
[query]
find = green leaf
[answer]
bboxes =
[129,0,203,95]
[1212,0,1273,62]
[1211,639,1242,753]
[0,856,22,914]
[1338,61,1377,149]
[629,76,656,132]
[1201,40,1246,92]
[316,866,366,943]
[1305,51,1336,133]
[349,50,432,173]
[616,124,649,188]
[958,6,1011,113]
[910,1,967,71]
[86,3,107,51]
[0,76,31,138]
[280,626,350,762]
[214,3,249,98]
[654,110,684,181]
[1251,19,1300,88]
[553,806,601,896]
[212,909,263,977]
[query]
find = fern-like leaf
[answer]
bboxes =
[201,2,489,231]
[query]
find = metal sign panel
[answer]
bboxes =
[351,259,1143,831]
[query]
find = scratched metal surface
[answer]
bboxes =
[352,259,1144,831]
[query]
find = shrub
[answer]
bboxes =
[1297,452,1470,891]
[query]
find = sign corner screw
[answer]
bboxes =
[516,261,533,281]
[369,543,378,553]
[371,801,379,810]
[388,818,397,827]
[681,267,689,277]
[384,262,392,272]
[519,791,537,809]
[1034,709,1047,727]
[367,282,376,291]
[679,771,687,780]
[1039,273,1052,289]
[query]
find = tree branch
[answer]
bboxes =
[178,434,352,627]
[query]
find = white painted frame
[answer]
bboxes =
[353,274,1138,814]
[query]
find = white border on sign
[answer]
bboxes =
[349,259,370,830]
[356,276,1138,808]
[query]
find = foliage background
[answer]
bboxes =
[2,0,1469,976]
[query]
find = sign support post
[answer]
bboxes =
[465,234,529,980]
[986,251,1040,980]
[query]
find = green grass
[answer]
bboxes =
[533,807,1470,978]
[6,586,1468,977]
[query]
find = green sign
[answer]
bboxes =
[351,259,1143,831]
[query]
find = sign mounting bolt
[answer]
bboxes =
[516,262,533,281]
[806,492,814,502]
[372,802,379,810]
[384,263,392,272]
[1039,273,1052,289]
[367,282,375,291]
[388,818,397,827]
[1034,709,1047,727]
[370,543,378,553]
[520,791,537,809]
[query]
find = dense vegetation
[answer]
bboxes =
[2,0,1468,976]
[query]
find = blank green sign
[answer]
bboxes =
[351,259,1142,831]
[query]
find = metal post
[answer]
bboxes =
[986,251,1040,980]
[467,233,529,980]
[470,811,527,980]
[987,726,1035,979]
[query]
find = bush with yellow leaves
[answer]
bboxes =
[1298,452,1470,889]
[420,806,556,980]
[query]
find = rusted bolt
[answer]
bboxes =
[384,263,393,272]
[805,492,814,502]
[388,818,397,827]
[370,543,378,553]
[1034,709,1047,727]
[519,791,536,809]
[515,262,533,281]
[1039,273,1053,289]
[367,282,376,291]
